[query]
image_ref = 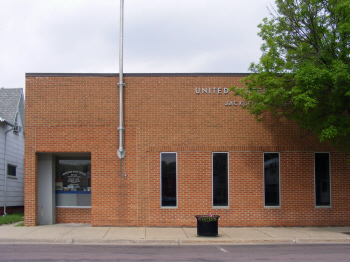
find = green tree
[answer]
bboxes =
[231,0,350,153]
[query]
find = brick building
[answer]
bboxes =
[24,73,350,227]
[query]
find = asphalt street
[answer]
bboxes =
[1,244,350,262]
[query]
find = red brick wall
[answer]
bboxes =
[25,74,350,226]
[24,153,37,226]
[56,208,91,224]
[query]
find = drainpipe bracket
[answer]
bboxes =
[117,149,126,159]
[117,127,125,131]
[117,83,125,87]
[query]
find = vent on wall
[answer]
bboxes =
[13,125,21,133]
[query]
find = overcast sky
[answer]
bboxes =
[0,0,274,92]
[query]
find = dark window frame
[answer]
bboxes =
[160,152,177,208]
[264,152,280,207]
[212,152,229,207]
[314,152,331,207]
[7,164,16,177]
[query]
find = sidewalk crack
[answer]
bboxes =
[181,227,189,239]
[254,228,273,238]
[219,228,230,238]
[20,228,41,237]
[103,227,111,239]
[61,227,75,237]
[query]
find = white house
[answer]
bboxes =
[0,88,25,215]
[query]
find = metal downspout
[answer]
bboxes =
[117,0,126,160]
[3,127,14,216]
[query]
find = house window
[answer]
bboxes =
[55,159,91,207]
[161,153,177,207]
[315,153,331,206]
[213,153,228,207]
[7,164,16,177]
[264,153,280,207]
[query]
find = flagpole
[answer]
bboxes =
[117,0,125,160]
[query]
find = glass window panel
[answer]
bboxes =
[7,165,16,176]
[161,153,177,207]
[56,159,91,207]
[315,153,330,206]
[213,153,228,206]
[264,153,280,206]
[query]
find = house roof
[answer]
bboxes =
[0,88,23,125]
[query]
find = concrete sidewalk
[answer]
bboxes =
[1,224,350,245]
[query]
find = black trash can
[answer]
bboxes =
[195,215,220,236]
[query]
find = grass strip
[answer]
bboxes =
[0,212,24,225]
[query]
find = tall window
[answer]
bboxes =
[315,153,330,206]
[161,153,177,207]
[55,159,91,207]
[213,153,228,207]
[264,153,280,207]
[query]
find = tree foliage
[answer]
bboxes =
[231,0,350,153]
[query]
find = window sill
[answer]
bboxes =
[212,206,229,209]
[315,205,331,208]
[264,206,281,209]
[7,176,17,180]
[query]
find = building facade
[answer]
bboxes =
[24,73,350,226]
[0,88,25,215]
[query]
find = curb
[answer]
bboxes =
[0,238,350,246]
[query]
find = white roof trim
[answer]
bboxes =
[0,117,13,126]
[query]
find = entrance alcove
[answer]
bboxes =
[37,153,91,225]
